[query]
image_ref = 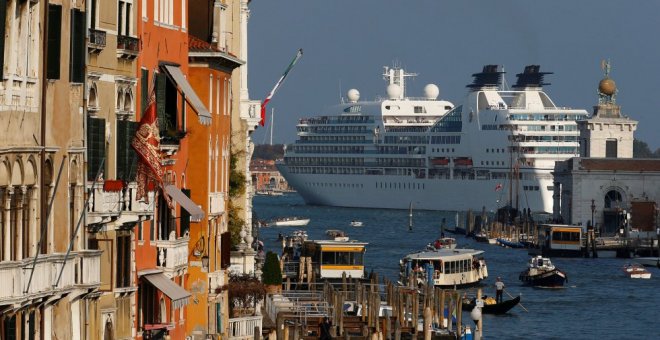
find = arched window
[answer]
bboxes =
[88,83,99,110]
[604,190,623,209]
[123,91,133,112]
[116,89,124,110]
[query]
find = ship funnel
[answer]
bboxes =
[512,65,552,89]
[466,65,504,90]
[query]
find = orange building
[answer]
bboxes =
[185,33,243,336]
[134,1,210,339]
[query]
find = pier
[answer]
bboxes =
[263,275,476,339]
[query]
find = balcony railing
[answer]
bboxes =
[87,181,154,226]
[88,28,106,52]
[117,35,139,59]
[228,316,262,340]
[0,251,100,307]
[209,192,225,216]
[156,236,190,276]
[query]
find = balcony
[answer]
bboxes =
[117,35,139,59]
[88,28,106,53]
[0,251,100,313]
[228,316,262,340]
[209,192,226,216]
[87,181,154,228]
[155,235,190,278]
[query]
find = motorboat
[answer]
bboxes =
[269,217,310,227]
[400,249,488,288]
[635,257,660,268]
[326,229,349,241]
[429,237,457,250]
[623,263,652,279]
[350,220,364,227]
[519,256,567,288]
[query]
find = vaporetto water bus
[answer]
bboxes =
[278,65,590,213]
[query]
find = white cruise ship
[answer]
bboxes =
[277,65,589,213]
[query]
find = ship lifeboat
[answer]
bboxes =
[430,157,450,166]
[454,157,473,167]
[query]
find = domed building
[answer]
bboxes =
[553,62,660,240]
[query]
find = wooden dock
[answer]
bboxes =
[263,274,478,339]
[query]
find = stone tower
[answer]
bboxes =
[577,60,637,158]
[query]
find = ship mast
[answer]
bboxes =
[383,65,417,99]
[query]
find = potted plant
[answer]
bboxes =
[262,251,282,294]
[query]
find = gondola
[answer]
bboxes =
[462,295,520,315]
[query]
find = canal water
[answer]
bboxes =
[254,193,659,339]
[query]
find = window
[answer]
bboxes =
[157,192,175,240]
[87,117,106,180]
[118,0,133,36]
[116,234,131,288]
[47,4,62,79]
[140,69,149,114]
[89,0,98,30]
[180,189,191,236]
[69,9,85,83]
[116,120,138,181]
[0,0,6,79]
[606,139,617,158]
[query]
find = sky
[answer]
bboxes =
[247,0,660,148]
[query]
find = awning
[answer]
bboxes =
[143,273,191,309]
[162,65,212,125]
[165,185,204,222]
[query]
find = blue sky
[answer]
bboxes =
[248,0,660,148]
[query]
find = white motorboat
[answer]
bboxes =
[623,263,652,279]
[350,220,364,227]
[635,257,660,268]
[270,217,310,227]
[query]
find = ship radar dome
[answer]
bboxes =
[347,89,360,103]
[387,84,402,99]
[424,84,439,100]
[598,78,616,96]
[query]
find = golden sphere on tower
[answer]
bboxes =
[599,78,616,96]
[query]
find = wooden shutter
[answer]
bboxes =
[116,120,138,181]
[47,4,62,79]
[221,232,231,269]
[69,9,85,83]
[86,117,106,181]
[141,69,149,115]
[156,72,167,132]
[180,189,191,236]
[0,0,6,79]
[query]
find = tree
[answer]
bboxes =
[633,138,654,158]
[261,251,282,285]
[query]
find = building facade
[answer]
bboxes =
[1,1,102,339]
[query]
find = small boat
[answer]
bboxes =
[326,229,349,241]
[519,256,567,288]
[350,220,364,227]
[635,257,660,268]
[623,263,652,279]
[430,237,457,250]
[474,232,496,244]
[497,238,525,249]
[270,217,310,227]
[462,295,521,315]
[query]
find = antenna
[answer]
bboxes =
[339,79,343,104]
[270,108,274,145]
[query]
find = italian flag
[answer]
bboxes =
[261,49,303,126]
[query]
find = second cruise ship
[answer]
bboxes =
[277,65,589,213]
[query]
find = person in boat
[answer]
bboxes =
[495,277,505,303]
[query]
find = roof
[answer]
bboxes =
[188,35,220,52]
[404,248,484,261]
[579,158,660,172]
[307,240,368,246]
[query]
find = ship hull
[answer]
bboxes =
[278,165,554,213]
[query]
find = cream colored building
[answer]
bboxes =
[1,1,101,339]
[85,0,153,339]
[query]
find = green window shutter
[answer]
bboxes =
[141,69,149,115]
[116,120,138,181]
[0,0,6,79]
[86,117,106,181]
[69,9,85,83]
[180,189,191,235]
[156,72,167,132]
[47,4,62,80]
